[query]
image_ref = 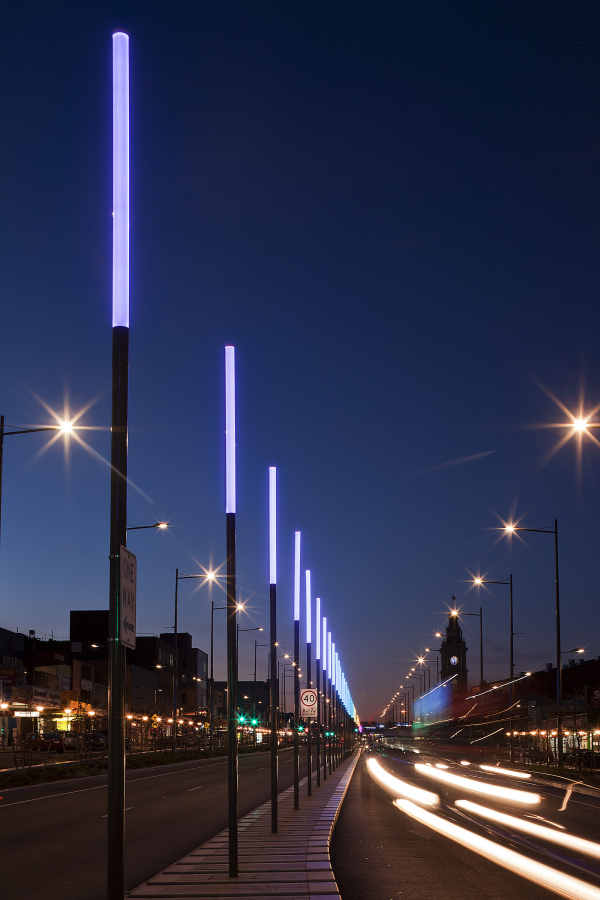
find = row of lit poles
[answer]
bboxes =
[404,517,585,764]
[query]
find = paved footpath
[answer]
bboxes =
[127,749,360,899]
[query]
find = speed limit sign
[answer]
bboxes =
[301,688,318,718]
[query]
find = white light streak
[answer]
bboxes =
[414,764,540,805]
[367,757,439,806]
[479,764,531,780]
[396,800,600,900]
[456,800,600,860]
[322,617,327,671]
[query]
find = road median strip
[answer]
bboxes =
[126,749,360,899]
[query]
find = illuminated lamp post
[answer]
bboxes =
[501,521,563,764]
[327,631,332,773]
[459,608,483,686]
[473,575,513,760]
[293,531,301,809]
[305,569,312,795]
[405,683,414,722]
[107,31,129,900]
[225,345,238,876]
[321,615,327,781]
[173,570,215,751]
[331,642,337,768]
[268,467,278,830]
[315,597,321,786]
[423,649,440,683]
[417,658,431,691]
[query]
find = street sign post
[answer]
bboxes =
[119,546,136,649]
[301,688,317,718]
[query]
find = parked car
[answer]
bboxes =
[566,749,600,768]
[63,732,82,750]
[25,732,65,753]
[84,731,107,750]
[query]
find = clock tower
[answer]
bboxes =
[439,597,468,692]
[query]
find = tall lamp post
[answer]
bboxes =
[416,658,431,691]
[305,569,312,796]
[460,609,483,686]
[473,576,513,760]
[225,345,238,877]
[423,649,440,684]
[107,31,129,900]
[293,531,301,810]
[268,466,278,831]
[319,616,329,781]
[502,522,563,764]
[173,570,215,751]
[315,597,321,787]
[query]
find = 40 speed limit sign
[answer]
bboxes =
[300,688,318,718]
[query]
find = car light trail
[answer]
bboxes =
[366,758,439,806]
[479,764,531,779]
[456,800,600,860]
[414,763,541,804]
[395,799,600,900]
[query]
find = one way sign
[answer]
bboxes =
[120,546,137,649]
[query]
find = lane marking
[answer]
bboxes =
[187,786,204,791]
[0,753,284,809]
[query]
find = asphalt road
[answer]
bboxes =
[331,746,600,900]
[0,745,312,899]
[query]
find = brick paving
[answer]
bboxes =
[127,749,360,899]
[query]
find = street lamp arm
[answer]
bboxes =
[177,573,214,580]
[4,426,66,435]
[127,522,169,531]
[503,526,555,534]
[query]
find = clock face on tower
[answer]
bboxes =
[450,656,458,666]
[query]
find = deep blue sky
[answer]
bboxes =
[1,2,599,721]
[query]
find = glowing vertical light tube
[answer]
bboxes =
[315,598,321,660]
[323,617,327,671]
[327,632,332,678]
[225,347,236,514]
[294,532,301,620]
[112,32,129,328]
[305,570,311,644]
[332,643,336,686]
[269,468,276,584]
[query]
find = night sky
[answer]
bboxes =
[1,3,599,721]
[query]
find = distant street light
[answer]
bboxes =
[423,649,440,683]
[174,569,216,750]
[472,575,514,759]
[457,609,483,687]
[501,520,563,763]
